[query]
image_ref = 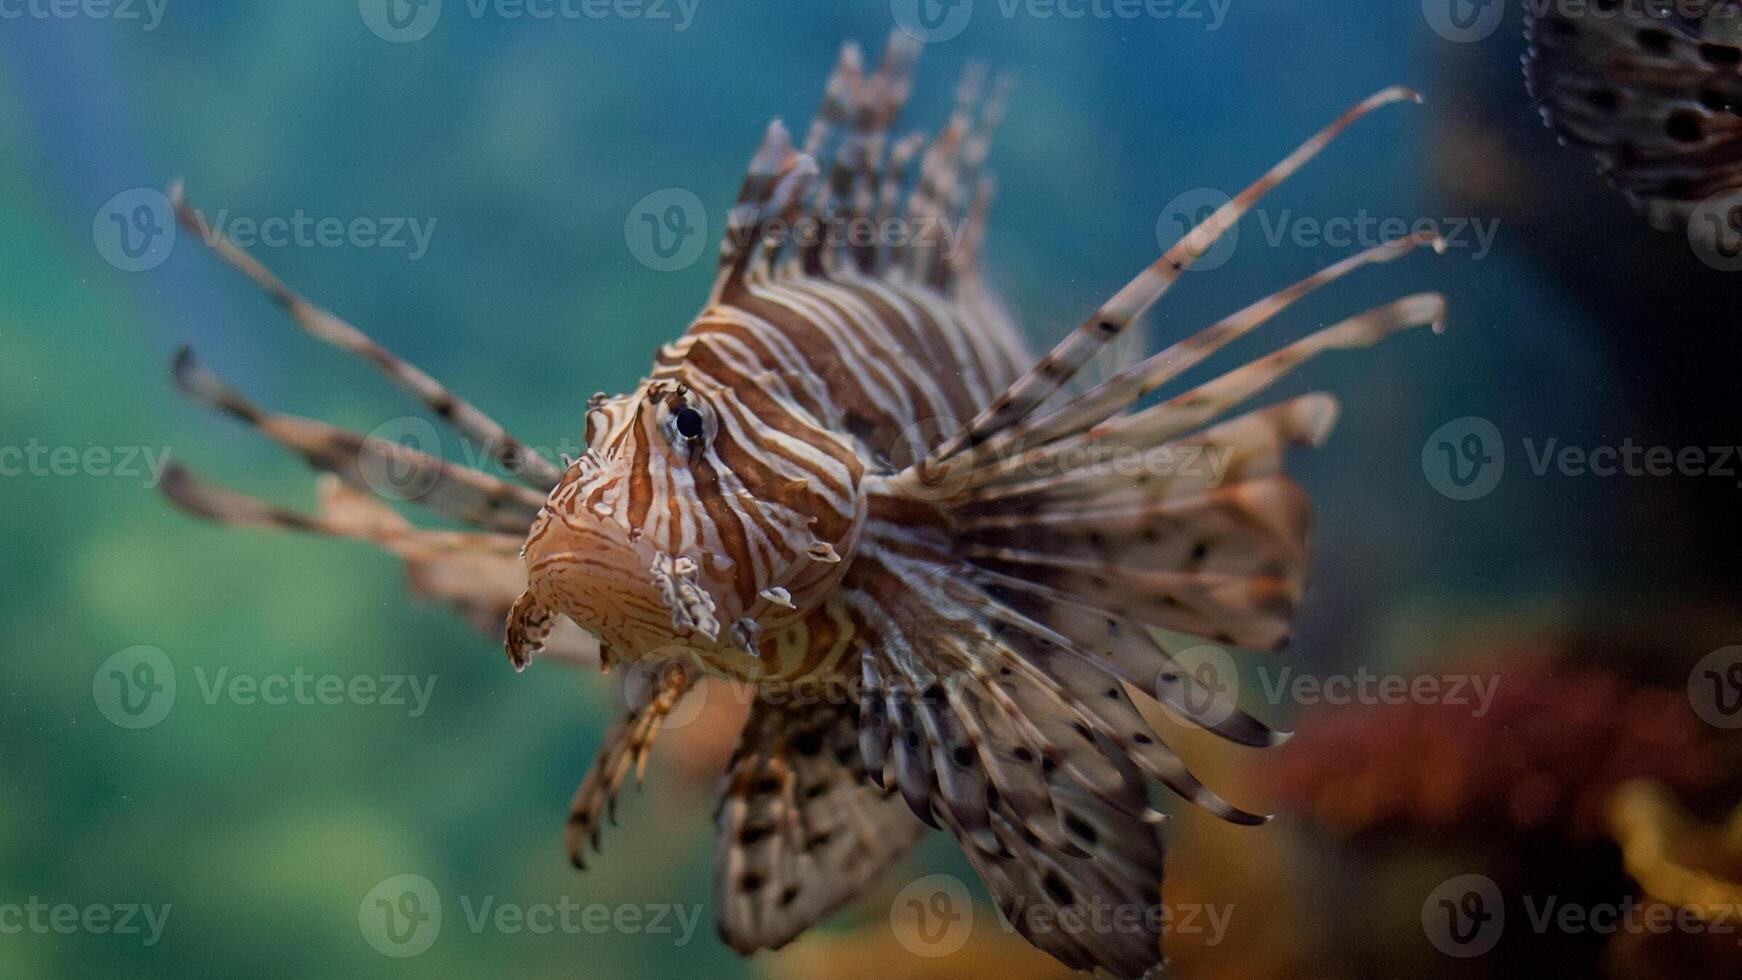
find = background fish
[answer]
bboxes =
[1526,0,1742,240]
[161,34,1444,979]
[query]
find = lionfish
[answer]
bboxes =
[1526,0,1742,238]
[162,34,1444,978]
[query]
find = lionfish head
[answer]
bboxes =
[514,374,866,669]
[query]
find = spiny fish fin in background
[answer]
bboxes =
[160,466,599,666]
[168,347,543,533]
[567,660,698,868]
[874,91,1446,661]
[707,34,1029,382]
[1526,1,1742,237]
[159,186,594,659]
[919,85,1430,466]
[168,182,562,490]
[1080,315,1149,394]
[713,697,923,954]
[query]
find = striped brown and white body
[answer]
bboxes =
[161,33,1444,979]
[518,268,1030,683]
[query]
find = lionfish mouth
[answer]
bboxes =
[523,510,734,660]
[647,553,721,643]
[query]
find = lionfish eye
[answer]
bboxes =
[673,406,706,441]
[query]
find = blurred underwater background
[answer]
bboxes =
[4,1,1742,976]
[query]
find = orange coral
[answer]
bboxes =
[1260,661,1726,841]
